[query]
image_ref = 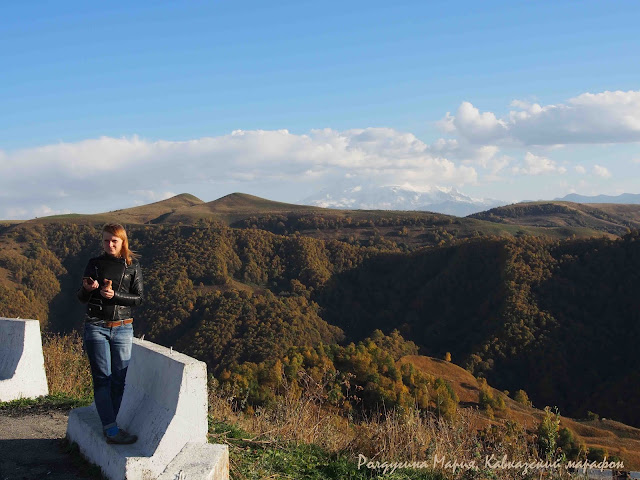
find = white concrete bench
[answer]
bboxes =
[0,318,49,402]
[66,338,229,480]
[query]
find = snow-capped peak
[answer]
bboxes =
[300,183,505,216]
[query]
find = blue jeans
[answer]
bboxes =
[83,321,133,431]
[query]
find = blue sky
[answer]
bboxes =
[2,1,640,219]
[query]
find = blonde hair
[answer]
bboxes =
[102,223,136,266]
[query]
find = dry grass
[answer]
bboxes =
[207,371,545,480]
[42,331,93,400]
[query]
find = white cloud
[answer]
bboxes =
[0,128,478,219]
[512,152,567,176]
[128,190,178,202]
[441,90,640,146]
[5,207,28,218]
[574,165,587,174]
[439,102,508,144]
[32,205,72,217]
[3,205,71,219]
[592,165,612,178]
[427,138,512,178]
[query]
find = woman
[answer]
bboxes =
[77,223,143,444]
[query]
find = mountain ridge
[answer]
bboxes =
[8,192,639,249]
[555,192,640,204]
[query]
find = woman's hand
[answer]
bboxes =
[82,277,99,291]
[100,279,115,299]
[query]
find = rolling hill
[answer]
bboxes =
[10,193,630,250]
[470,201,640,235]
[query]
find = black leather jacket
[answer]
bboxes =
[77,252,143,321]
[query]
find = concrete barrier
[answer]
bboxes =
[0,318,49,402]
[66,338,229,480]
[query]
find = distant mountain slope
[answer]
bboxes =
[25,193,205,225]
[556,192,640,204]
[114,192,204,224]
[6,193,621,250]
[20,192,324,226]
[155,192,325,224]
[470,201,640,235]
[207,192,317,212]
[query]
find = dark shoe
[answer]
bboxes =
[103,428,133,438]
[106,429,138,444]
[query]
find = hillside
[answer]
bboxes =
[150,192,326,225]
[20,193,322,227]
[314,231,640,429]
[401,355,640,469]
[470,201,640,235]
[26,193,205,225]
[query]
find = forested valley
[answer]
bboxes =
[0,217,638,428]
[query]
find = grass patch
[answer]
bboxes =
[0,392,92,416]
[209,419,445,480]
[42,331,94,400]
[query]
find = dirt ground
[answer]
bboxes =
[0,409,101,480]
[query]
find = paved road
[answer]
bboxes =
[0,410,101,480]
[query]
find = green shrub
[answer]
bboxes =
[513,389,532,407]
[537,406,560,458]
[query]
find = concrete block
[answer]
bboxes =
[0,318,49,402]
[158,443,229,480]
[67,338,228,480]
